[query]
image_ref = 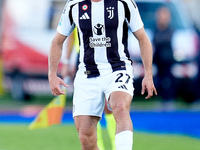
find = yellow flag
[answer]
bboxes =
[29,93,66,130]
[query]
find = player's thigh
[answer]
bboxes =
[104,69,134,110]
[109,91,132,111]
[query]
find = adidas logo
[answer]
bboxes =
[118,85,128,90]
[80,12,90,20]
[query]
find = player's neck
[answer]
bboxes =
[90,0,102,2]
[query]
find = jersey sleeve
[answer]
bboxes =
[127,0,144,32]
[57,2,75,36]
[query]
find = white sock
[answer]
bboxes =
[115,130,133,150]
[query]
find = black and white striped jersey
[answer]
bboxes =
[57,0,143,78]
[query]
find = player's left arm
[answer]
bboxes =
[133,27,157,99]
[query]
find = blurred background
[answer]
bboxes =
[0,0,200,150]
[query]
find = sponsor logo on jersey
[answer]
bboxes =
[93,23,104,35]
[80,12,90,19]
[118,85,128,90]
[89,37,111,48]
[89,23,111,48]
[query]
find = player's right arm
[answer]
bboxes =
[61,31,75,79]
[48,32,68,96]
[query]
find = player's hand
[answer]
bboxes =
[49,74,68,96]
[141,75,157,99]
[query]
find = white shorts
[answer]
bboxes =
[72,67,134,118]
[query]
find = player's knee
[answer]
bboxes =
[112,101,129,115]
[79,134,88,146]
[79,132,97,149]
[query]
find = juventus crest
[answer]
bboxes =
[107,7,114,19]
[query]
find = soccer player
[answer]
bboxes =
[48,0,157,149]
[61,28,116,150]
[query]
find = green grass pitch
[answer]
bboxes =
[0,124,199,150]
